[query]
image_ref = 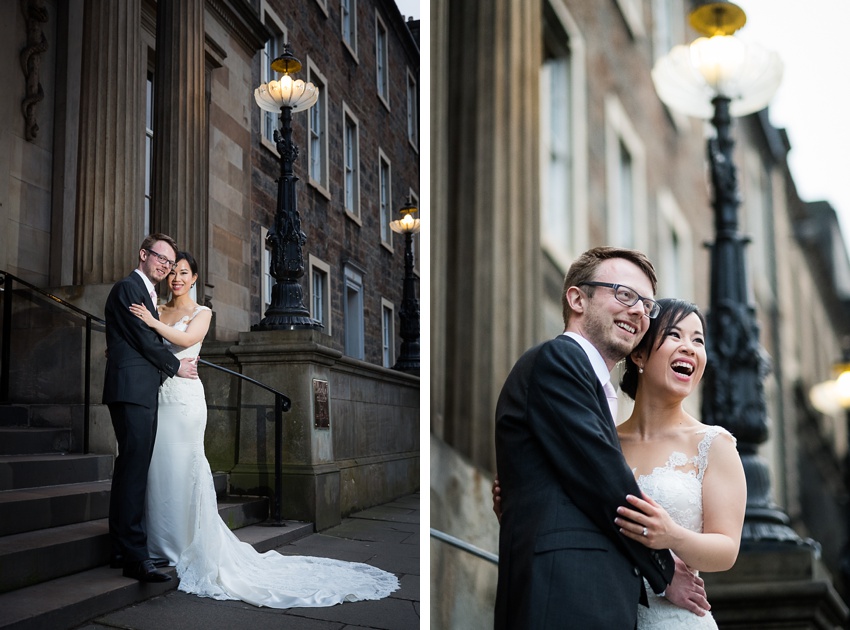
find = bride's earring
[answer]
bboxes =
[638,365,644,374]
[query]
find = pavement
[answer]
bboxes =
[69,492,420,630]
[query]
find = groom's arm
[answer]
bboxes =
[107,278,180,377]
[524,340,674,592]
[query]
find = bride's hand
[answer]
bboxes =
[614,492,680,549]
[129,303,156,327]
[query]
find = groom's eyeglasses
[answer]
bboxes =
[579,282,660,319]
[145,248,177,270]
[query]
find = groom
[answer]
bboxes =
[494,247,708,628]
[102,233,197,582]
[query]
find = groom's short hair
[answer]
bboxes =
[561,246,657,328]
[139,233,179,260]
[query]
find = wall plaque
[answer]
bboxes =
[313,378,329,429]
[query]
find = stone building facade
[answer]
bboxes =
[1,0,420,527]
[431,0,849,626]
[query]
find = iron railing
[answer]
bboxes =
[197,358,291,524]
[430,527,499,565]
[0,270,293,525]
[1,271,105,452]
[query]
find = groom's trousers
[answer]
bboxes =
[108,401,159,564]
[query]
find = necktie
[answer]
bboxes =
[603,380,618,423]
[150,289,157,305]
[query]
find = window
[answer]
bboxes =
[307,61,329,193]
[605,94,647,251]
[341,0,357,57]
[309,255,331,332]
[144,70,154,235]
[344,266,365,359]
[261,227,274,314]
[539,0,589,270]
[657,188,694,301]
[261,5,288,147]
[617,140,634,247]
[343,104,360,220]
[381,299,395,368]
[375,13,389,108]
[379,150,392,247]
[406,69,418,149]
[652,0,688,130]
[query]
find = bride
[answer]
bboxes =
[129,251,399,608]
[493,298,746,628]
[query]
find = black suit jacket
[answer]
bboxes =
[102,272,180,409]
[494,336,674,630]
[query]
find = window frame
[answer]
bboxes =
[381,298,395,368]
[375,11,390,110]
[309,254,332,333]
[604,94,648,251]
[260,4,288,152]
[378,149,393,250]
[341,0,358,60]
[343,265,365,360]
[406,67,418,151]
[307,59,330,197]
[342,102,361,223]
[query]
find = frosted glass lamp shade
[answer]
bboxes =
[254,74,319,113]
[390,212,421,234]
[652,36,783,119]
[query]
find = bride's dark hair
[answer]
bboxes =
[176,251,199,277]
[619,298,706,400]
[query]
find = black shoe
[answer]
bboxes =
[122,559,172,582]
[112,554,167,569]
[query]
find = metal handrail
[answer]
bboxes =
[197,358,291,524]
[1,271,105,452]
[1,270,293,526]
[430,527,499,565]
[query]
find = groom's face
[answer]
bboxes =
[140,242,178,284]
[580,258,652,365]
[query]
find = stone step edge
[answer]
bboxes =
[0,521,314,630]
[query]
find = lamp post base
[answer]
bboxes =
[252,280,323,331]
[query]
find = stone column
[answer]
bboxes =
[440,0,541,471]
[152,0,207,282]
[74,0,145,283]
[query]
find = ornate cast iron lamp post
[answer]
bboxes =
[652,1,796,544]
[253,44,322,330]
[389,197,421,374]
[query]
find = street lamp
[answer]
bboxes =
[389,196,421,374]
[652,1,796,544]
[253,44,322,330]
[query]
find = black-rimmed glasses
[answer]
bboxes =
[145,248,177,270]
[579,281,660,319]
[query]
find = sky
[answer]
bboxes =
[736,0,850,244]
[394,0,420,21]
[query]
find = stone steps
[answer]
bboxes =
[0,521,314,630]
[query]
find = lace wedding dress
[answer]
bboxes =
[635,426,734,629]
[145,306,399,608]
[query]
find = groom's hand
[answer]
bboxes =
[177,357,199,379]
[664,554,709,616]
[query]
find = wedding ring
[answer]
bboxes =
[642,527,648,537]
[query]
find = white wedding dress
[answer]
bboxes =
[635,425,734,629]
[145,306,399,608]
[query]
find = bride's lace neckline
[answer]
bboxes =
[633,425,734,484]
